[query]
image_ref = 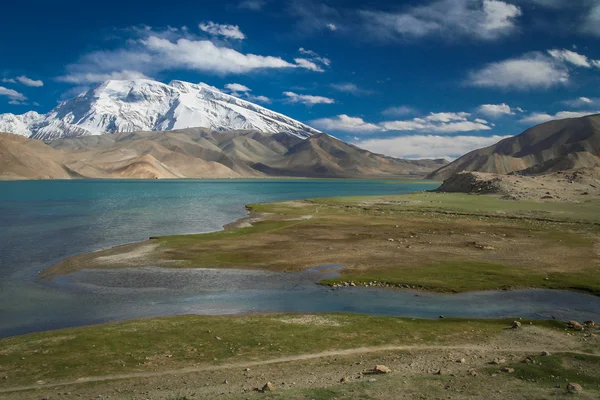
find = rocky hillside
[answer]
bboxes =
[0,130,447,180]
[428,114,600,180]
[436,168,600,201]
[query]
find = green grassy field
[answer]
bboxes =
[0,314,569,389]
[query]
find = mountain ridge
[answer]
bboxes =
[0,130,448,180]
[0,79,322,140]
[427,113,600,180]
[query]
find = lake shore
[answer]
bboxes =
[39,191,600,296]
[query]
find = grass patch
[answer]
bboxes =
[320,261,600,295]
[0,314,561,388]
[505,353,600,389]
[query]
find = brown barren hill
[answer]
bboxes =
[428,113,600,180]
[0,129,447,180]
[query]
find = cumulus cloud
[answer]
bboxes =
[15,75,44,87]
[547,49,599,68]
[311,111,491,134]
[519,110,599,125]
[354,134,511,160]
[2,75,44,87]
[360,0,521,42]
[380,112,491,133]
[283,91,335,105]
[0,86,27,102]
[223,83,271,103]
[199,22,246,40]
[326,23,338,31]
[310,114,382,132]
[294,58,324,72]
[224,83,252,93]
[468,48,600,90]
[467,52,569,89]
[59,27,323,83]
[477,103,520,117]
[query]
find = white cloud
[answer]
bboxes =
[582,2,600,36]
[354,134,511,160]
[310,115,382,132]
[0,86,27,101]
[15,75,44,87]
[519,110,599,125]
[381,106,418,117]
[57,70,150,84]
[467,52,569,89]
[224,83,252,93]
[294,58,324,72]
[283,91,335,105]
[59,27,322,83]
[251,95,271,104]
[563,96,600,108]
[199,22,246,40]
[223,83,271,103]
[360,0,522,41]
[547,49,596,68]
[382,119,491,133]
[297,48,330,71]
[2,75,44,87]
[326,23,338,31]
[143,37,301,74]
[383,111,492,133]
[477,103,518,117]
[312,111,491,134]
[423,112,470,122]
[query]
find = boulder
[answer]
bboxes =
[262,382,276,392]
[373,365,391,374]
[340,377,350,383]
[502,367,515,373]
[511,321,522,329]
[567,382,583,393]
[583,320,595,327]
[541,351,551,357]
[568,321,584,331]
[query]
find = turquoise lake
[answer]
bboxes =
[1,179,600,337]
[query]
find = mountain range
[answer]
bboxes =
[427,113,600,180]
[0,129,447,180]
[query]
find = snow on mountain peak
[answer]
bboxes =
[0,79,321,140]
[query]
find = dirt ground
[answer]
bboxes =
[2,323,599,400]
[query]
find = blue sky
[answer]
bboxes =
[1,0,600,159]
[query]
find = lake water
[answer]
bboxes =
[1,179,599,338]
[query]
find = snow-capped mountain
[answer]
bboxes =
[0,79,322,140]
[0,111,43,137]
